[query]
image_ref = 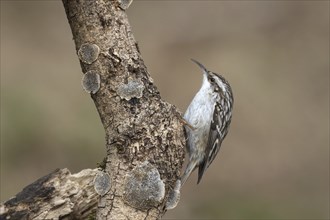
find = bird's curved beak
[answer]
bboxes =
[191,59,208,74]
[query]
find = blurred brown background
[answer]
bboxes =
[1,1,329,219]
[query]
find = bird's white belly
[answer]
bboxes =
[184,90,215,158]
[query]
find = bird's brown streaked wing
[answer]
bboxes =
[197,103,223,184]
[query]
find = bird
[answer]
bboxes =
[180,59,234,185]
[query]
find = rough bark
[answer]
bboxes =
[63,1,186,218]
[1,1,186,219]
[0,169,99,219]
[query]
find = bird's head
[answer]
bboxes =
[191,59,233,100]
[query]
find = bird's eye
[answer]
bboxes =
[210,78,215,83]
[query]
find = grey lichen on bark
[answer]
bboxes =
[123,161,165,211]
[94,171,111,197]
[82,70,101,94]
[78,43,100,64]
[165,179,182,210]
[63,0,186,219]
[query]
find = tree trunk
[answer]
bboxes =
[63,0,186,219]
[1,1,186,219]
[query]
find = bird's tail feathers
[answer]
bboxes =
[180,160,198,187]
